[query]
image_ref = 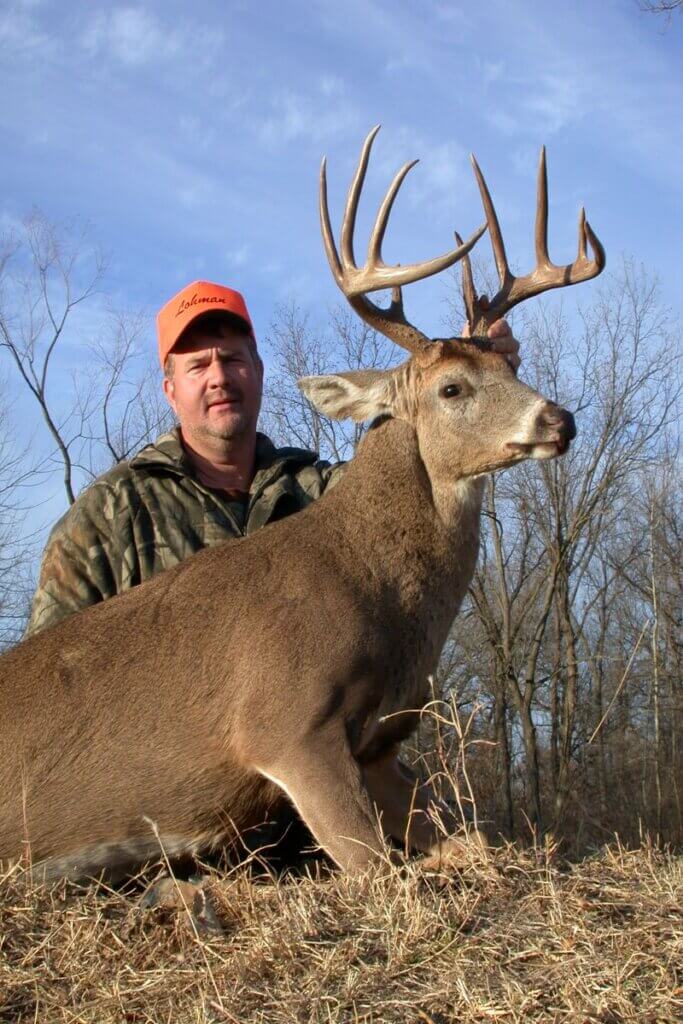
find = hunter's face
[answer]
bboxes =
[163,325,263,445]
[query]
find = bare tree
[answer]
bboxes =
[0,212,105,504]
[261,301,396,461]
[0,212,174,498]
[81,310,175,478]
[442,260,681,841]
[0,378,40,646]
[639,1,683,14]
[610,453,683,838]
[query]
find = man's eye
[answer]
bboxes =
[441,383,462,399]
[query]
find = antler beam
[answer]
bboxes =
[320,125,487,354]
[461,147,606,336]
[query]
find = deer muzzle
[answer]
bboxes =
[506,402,577,459]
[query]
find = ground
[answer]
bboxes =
[1,843,681,1023]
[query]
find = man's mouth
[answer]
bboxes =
[208,395,242,409]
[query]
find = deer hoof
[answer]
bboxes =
[139,876,224,935]
[421,829,490,874]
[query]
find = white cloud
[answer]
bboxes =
[0,210,25,236]
[175,183,205,210]
[258,89,358,147]
[419,140,470,194]
[0,0,53,60]
[524,72,585,135]
[480,59,505,85]
[432,2,473,27]
[81,7,181,65]
[153,156,223,212]
[320,74,345,97]
[511,143,543,179]
[79,6,227,69]
[384,53,424,75]
[361,128,471,213]
[226,244,249,268]
[276,270,314,301]
[483,66,590,139]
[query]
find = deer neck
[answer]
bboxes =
[329,417,484,609]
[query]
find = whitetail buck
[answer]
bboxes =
[0,129,604,881]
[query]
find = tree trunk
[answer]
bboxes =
[493,674,514,838]
[554,568,580,829]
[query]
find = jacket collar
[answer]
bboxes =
[130,427,318,492]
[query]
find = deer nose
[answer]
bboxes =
[539,404,576,443]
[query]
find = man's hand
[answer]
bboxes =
[487,318,521,371]
[461,317,521,372]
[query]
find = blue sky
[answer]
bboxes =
[2,0,682,330]
[0,0,682,536]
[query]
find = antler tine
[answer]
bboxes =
[578,208,587,262]
[535,146,550,267]
[577,209,606,280]
[340,124,381,270]
[464,147,606,335]
[455,230,477,330]
[319,156,343,290]
[470,153,511,291]
[367,157,419,268]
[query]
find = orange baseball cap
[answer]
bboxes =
[156,280,254,368]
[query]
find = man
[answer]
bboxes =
[25,279,520,638]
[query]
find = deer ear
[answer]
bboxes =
[298,369,395,422]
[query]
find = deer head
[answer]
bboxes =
[300,127,604,485]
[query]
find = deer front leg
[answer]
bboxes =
[363,749,488,867]
[255,730,391,873]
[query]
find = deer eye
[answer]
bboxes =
[440,383,462,399]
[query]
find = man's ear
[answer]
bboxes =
[298,368,396,422]
[162,376,177,414]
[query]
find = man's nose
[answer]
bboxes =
[207,357,231,385]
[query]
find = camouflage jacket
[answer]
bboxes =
[25,429,345,639]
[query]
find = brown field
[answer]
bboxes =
[1,841,681,1024]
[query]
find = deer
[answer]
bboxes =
[0,128,604,883]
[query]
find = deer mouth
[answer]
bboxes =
[506,438,570,459]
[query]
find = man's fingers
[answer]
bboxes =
[458,317,522,370]
[487,318,513,341]
[487,318,521,370]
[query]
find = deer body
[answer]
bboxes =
[0,415,483,878]
[0,128,603,879]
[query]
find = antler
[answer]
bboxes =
[459,147,606,336]
[320,125,487,354]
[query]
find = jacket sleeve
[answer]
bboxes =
[24,483,137,640]
[316,459,348,493]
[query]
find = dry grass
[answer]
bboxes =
[1,841,681,1023]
